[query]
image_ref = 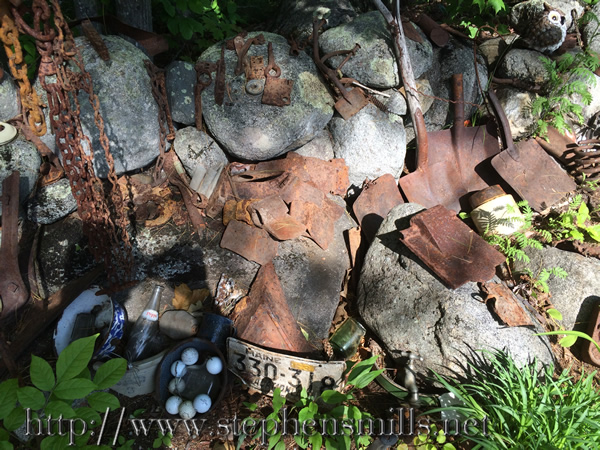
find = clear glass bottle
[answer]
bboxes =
[124,285,163,362]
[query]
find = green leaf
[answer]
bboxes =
[45,400,76,419]
[93,358,127,389]
[54,379,97,400]
[0,428,10,441]
[3,407,26,431]
[0,379,19,420]
[87,392,120,412]
[17,386,46,410]
[577,202,590,226]
[179,19,194,40]
[347,355,378,384]
[272,388,285,412]
[30,355,55,392]
[161,0,176,16]
[350,368,384,389]
[56,335,97,383]
[0,441,13,450]
[75,407,101,426]
[586,224,600,242]
[559,334,578,348]
[41,434,70,450]
[547,308,563,321]
[308,433,322,450]
[320,390,348,404]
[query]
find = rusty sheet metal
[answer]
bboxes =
[250,195,306,240]
[0,172,28,324]
[231,262,313,354]
[214,44,226,106]
[290,197,344,250]
[246,55,265,80]
[262,42,294,107]
[481,282,534,327]
[399,205,506,289]
[234,34,265,76]
[220,219,278,265]
[353,174,404,242]
[582,301,600,367]
[335,87,369,120]
[280,176,325,207]
[223,199,255,226]
[256,152,349,196]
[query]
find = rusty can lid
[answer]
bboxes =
[469,185,506,209]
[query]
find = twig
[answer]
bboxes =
[350,80,391,97]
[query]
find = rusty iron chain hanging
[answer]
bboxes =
[12,0,134,289]
[0,1,46,135]
[144,60,175,180]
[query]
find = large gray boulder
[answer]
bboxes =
[330,103,406,188]
[0,64,19,121]
[406,37,488,143]
[0,136,41,214]
[199,32,334,161]
[274,195,354,340]
[274,0,357,44]
[514,246,600,333]
[26,178,77,225]
[166,61,196,125]
[497,49,550,86]
[358,203,555,381]
[319,11,433,89]
[34,36,160,178]
[495,87,538,140]
[583,2,600,56]
[293,129,335,160]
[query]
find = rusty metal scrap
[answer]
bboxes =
[245,56,265,81]
[231,262,313,354]
[81,18,109,61]
[353,174,404,242]
[220,219,278,265]
[15,0,134,289]
[564,139,600,181]
[0,2,46,135]
[0,172,28,324]
[262,42,293,107]
[250,195,306,241]
[215,44,226,106]
[399,205,506,289]
[233,33,265,76]
[334,86,369,120]
[194,61,216,129]
[480,282,534,327]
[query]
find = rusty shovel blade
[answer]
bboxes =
[399,205,506,289]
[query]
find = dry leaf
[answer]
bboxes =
[172,284,210,310]
[145,198,177,227]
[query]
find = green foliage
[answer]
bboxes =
[538,305,600,354]
[523,266,568,294]
[153,431,173,448]
[546,195,600,243]
[238,356,383,450]
[482,200,549,266]
[152,0,242,56]
[0,335,127,449]
[532,46,600,136]
[406,423,456,450]
[442,0,509,38]
[427,349,600,448]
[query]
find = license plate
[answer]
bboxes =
[227,338,345,398]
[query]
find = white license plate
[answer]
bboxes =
[227,338,345,398]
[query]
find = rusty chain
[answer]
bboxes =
[144,60,174,180]
[0,1,46,135]
[13,0,134,289]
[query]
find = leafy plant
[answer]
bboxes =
[152,0,242,57]
[539,307,600,354]
[404,423,456,450]
[532,45,600,136]
[427,349,600,448]
[0,334,127,449]
[153,431,173,448]
[546,195,600,243]
[442,0,509,38]
[523,266,568,295]
[238,356,384,450]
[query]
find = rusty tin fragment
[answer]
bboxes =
[250,195,306,241]
[353,174,404,242]
[262,42,294,107]
[335,87,369,120]
[480,282,534,327]
[220,220,278,265]
[399,205,506,289]
[231,263,313,354]
[246,55,265,80]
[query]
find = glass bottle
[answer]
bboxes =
[124,285,163,362]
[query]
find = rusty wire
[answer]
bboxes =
[0,2,46,135]
[13,0,134,289]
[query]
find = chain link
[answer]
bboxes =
[13,0,134,289]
